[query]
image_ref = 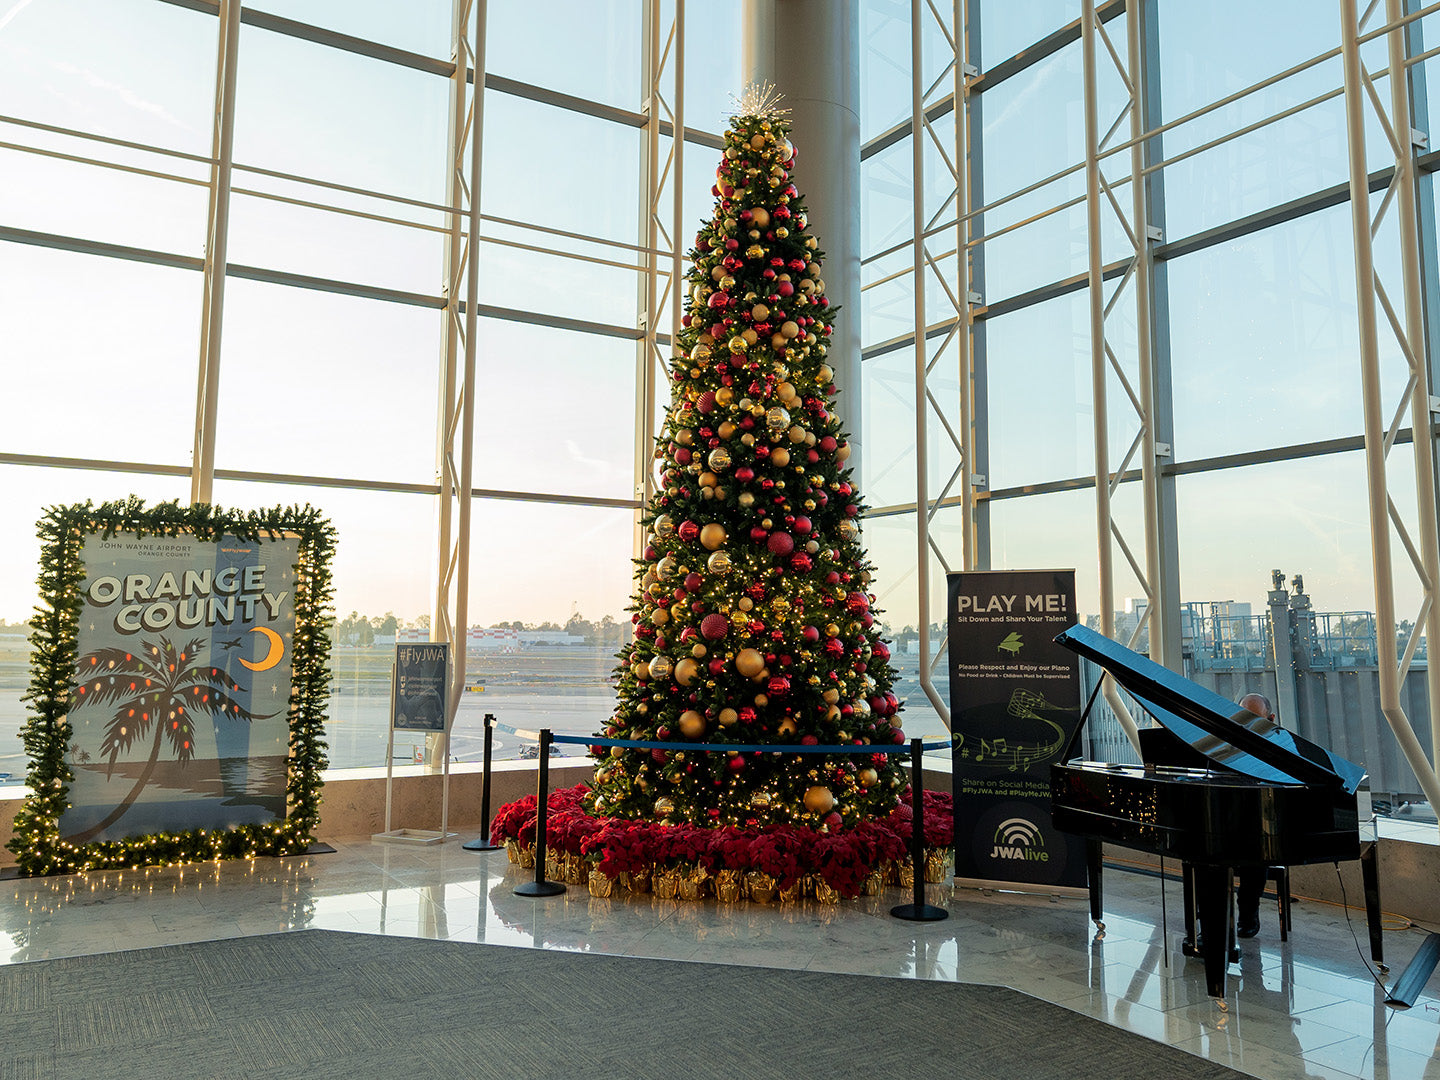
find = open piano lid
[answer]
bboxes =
[1054,623,1366,794]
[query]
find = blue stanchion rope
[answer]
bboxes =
[486,718,949,756]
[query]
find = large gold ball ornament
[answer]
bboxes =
[650,608,670,626]
[753,693,768,706]
[740,433,755,447]
[771,447,790,467]
[780,321,800,339]
[750,207,771,229]
[766,406,791,431]
[654,796,676,817]
[788,426,807,444]
[735,648,766,677]
[749,133,766,150]
[817,364,834,384]
[803,786,835,814]
[750,790,773,810]
[633,662,650,681]
[738,492,756,508]
[700,523,727,550]
[719,707,739,727]
[837,519,859,541]
[707,550,733,575]
[778,717,798,737]
[653,514,675,538]
[656,556,676,578]
[678,709,706,738]
[648,655,673,680]
[727,336,748,355]
[674,657,700,686]
[777,381,797,403]
[692,643,708,658]
[716,386,736,406]
[823,688,840,704]
[752,303,770,321]
[675,428,694,446]
[837,442,852,462]
[718,421,737,439]
[692,343,711,360]
[858,768,878,788]
[741,328,759,346]
[738,597,753,611]
[852,698,872,720]
[708,447,732,471]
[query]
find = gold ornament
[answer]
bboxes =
[678,709,706,738]
[654,796,676,817]
[708,447,732,471]
[780,320,800,339]
[741,328,759,346]
[750,790,773,810]
[837,519,859,541]
[727,336,748,355]
[653,514,675,537]
[778,717,798,737]
[738,492,756,508]
[858,768,878,789]
[716,386,736,406]
[750,207,771,229]
[675,428,694,446]
[719,707,739,727]
[735,648,766,677]
[803,786,835,814]
[718,421,737,439]
[674,657,700,686]
[650,608,670,626]
[633,662,651,681]
[775,227,789,238]
[766,406,791,431]
[707,550,733,575]
[771,447,790,467]
[656,556,676,578]
[738,597,753,611]
[700,523,728,550]
[648,655,673,680]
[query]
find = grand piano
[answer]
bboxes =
[1049,623,1384,998]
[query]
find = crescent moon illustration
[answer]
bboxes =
[240,625,285,672]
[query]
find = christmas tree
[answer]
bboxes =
[586,92,907,832]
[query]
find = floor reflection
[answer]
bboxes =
[2,839,1438,1080]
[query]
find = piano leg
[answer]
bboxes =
[1361,841,1386,971]
[1193,864,1234,999]
[1180,862,1200,957]
[1086,839,1105,932]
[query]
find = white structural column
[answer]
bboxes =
[636,0,685,548]
[1081,0,1165,748]
[900,0,977,726]
[742,0,862,464]
[1339,0,1440,817]
[190,0,241,505]
[434,0,487,744]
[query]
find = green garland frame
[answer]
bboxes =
[6,496,336,876]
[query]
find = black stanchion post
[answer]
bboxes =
[891,737,948,922]
[463,714,502,852]
[515,728,565,897]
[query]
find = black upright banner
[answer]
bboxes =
[947,569,1087,891]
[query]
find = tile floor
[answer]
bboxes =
[3,837,1438,1080]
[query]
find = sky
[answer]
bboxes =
[0,0,1434,641]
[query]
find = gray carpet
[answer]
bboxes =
[0,930,1249,1080]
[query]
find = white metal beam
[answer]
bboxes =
[190,0,241,506]
[1339,0,1440,818]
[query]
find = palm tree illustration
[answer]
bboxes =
[66,636,271,841]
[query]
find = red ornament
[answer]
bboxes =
[793,516,812,534]
[727,755,747,772]
[801,625,820,643]
[823,811,843,830]
[767,675,791,697]
[824,637,845,658]
[845,591,869,614]
[819,436,837,453]
[697,391,717,414]
[700,613,729,640]
[767,532,795,557]
[735,466,755,482]
[739,706,757,723]
[750,525,769,543]
[789,553,812,572]
[684,572,703,592]
[678,520,700,542]
[801,734,819,745]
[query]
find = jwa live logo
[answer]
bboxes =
[989,817,1050,862]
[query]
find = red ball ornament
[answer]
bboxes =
[709,658,726,675]
[824,637,845,658]
[652,748,668,761]
[802,625,820,643]
[845,592,870,614]
[823,811,843,831]
[739,706,757,723]
[819,435,837,453]
[700,613,729,640]
[767,532,795,557]
[684,572,703,592]
[750,526,769,543]
[793,516,812,534]
[767,675,791,697]
[777,281,794,297]
[872,641,891,662]
[801,734,819,745]
[697,391,717,414]
[678,520,700,542]
[727,755,747,772]
[674,447,692,465]
[735,466,755,482]
[789,553,812,572]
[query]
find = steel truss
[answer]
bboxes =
[434,0,486,778]
[1339,0,1440,811]
[1080,0,1167,748]
[636,0,686,537]
[906,0,977,726]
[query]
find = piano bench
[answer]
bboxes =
[1266,866,1292,941]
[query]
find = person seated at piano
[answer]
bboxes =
[1234,691,1275,940]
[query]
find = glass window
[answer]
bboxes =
[233,23,450,204]
[861,345,918,508]
[210,479,436,771]
[486,1,643,111]
[213,279,442,485]
[978,0,1079,71]
[244,0,454,59]
[0,246,202,466]
[683,5,743,136]
[472,320,639,501]
[863,137,913,258]
[1167,203,1410,462]
[860,0,915,140]
[227,191,445,298]
[983,291,1095,490]
[481,91,641,245]
[0,0,217,155]
[987,488,1101,622]
[478,223,642,331]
